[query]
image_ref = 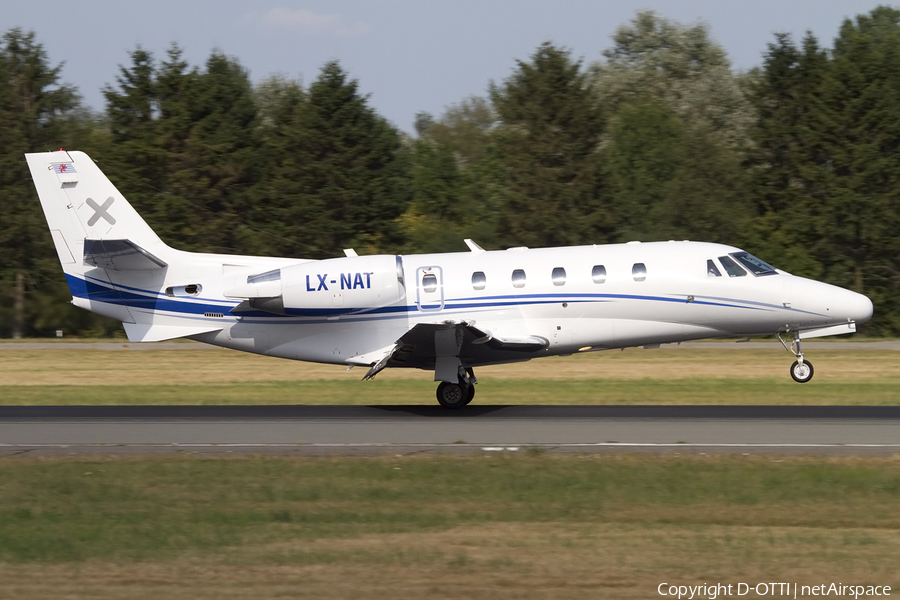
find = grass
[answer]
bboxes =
[0,344,898,405]
[1,342,898,596]
[0,454,899,599]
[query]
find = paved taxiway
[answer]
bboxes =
[2,405,899,456]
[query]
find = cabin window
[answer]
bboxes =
[551,267,566,286]
[422,273,438,293]
[632,263,647,282]
[730,252,778,276]
[718,255,747,277]
[512,269,526,288]
[592,265,607,284]
[471,271,486,290]
[707,259,722,277]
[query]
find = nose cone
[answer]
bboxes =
[786,277,873,328]
[841,289,873,325]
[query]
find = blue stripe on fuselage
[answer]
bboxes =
[64,275,792,321]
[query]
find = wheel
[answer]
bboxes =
[436,382,467,408]
[463,383,476,406]
[790,360,814,383]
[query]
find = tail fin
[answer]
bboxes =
[26,150,269,342]
[25,150,172,269]
[25,150,181,328]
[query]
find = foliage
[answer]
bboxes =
[253,61,410,258]
[748,8,900,334]
[490,43,608,248]
[2,7,900,335]
[0,29,112,337]
[400,96,502,252]
[591,10,755,151]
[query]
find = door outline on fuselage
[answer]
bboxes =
[415,266,444,312]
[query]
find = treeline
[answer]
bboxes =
[1,7,899,337]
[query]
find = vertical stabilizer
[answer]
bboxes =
[26,150,169,261]
[25,150,174,323]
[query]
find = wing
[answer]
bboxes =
[362,321,548,381]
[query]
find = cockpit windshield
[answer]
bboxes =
[730,252,778,276]
[718,256,746,277]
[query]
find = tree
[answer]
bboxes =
[490,43,607,248]
[749,8,900,334]
[820,7,900,332]
[401,96,502,253]
[604,98,749,244]
[591,11,754,151]
[603,99,686,241]
[253,61,410,258]
[421,95,495,164]
[745,33,834,278]
[0,28,87,337]
[168,51,260,253]
[102,47,261,253]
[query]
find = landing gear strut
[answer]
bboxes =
[435,368,477,408]
[778,331,814,383]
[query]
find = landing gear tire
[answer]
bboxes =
[436,382,467,409]
[790,360,814,383]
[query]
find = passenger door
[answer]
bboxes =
[415,266,444,312]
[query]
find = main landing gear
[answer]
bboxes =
[778,331,814,383]
[436,368,476,409]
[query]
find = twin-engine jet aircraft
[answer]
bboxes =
[27,150,873,408]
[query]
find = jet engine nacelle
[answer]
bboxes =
[226,255,405,316]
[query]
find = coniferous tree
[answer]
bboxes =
[0,28,87,337]
[747,33,833,273]
[257,61,410,258]
[490,43,607,248]
[171,52,260,253]
[103,47,260,253]
[820,7,900,332]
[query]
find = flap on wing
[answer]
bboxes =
[361,321,548,380]
[465,323,549,352]
[123,322,223,343]
[84,239,167,270]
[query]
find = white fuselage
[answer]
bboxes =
[91,240,872,369]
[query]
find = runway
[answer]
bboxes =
[2,405,900,456]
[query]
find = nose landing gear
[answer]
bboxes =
[436,367,477,408]
[790,359,814,383]
[778,331,814,383]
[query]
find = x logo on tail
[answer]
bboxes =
[86,197,116,226]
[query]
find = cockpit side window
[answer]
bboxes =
[707,259,722,278]
[730,252,778,276]
[718,256,747,277]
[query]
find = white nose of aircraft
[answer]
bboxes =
[840,288,874,324]
[785,277,873,329]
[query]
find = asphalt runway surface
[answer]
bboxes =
[2,405,900,457]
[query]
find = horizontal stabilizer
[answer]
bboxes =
[122,322,224,343]
[84,239,168,270]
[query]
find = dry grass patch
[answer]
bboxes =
[1,454,899,598]
[1,522,898,599]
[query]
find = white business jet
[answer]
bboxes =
[27,150,873,408]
